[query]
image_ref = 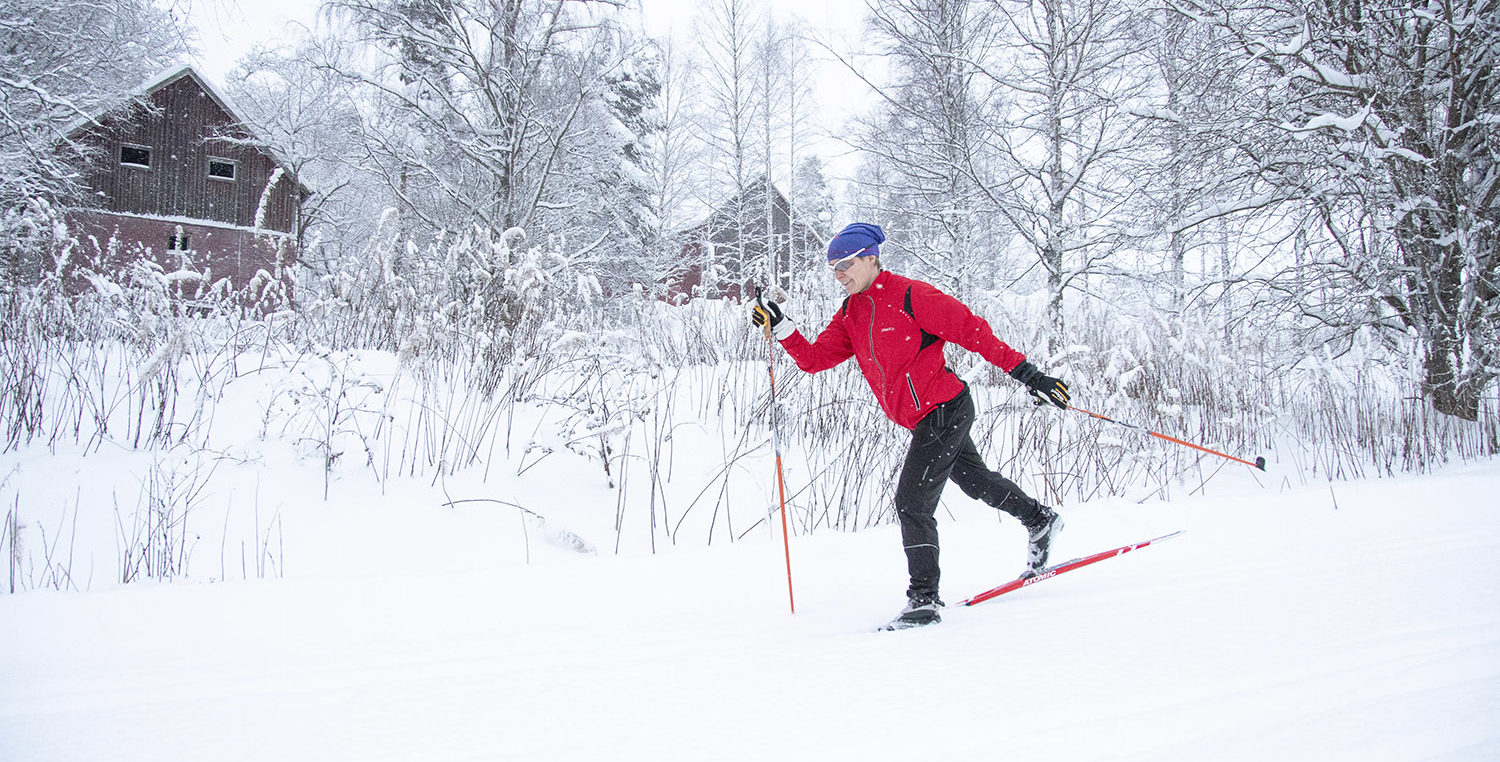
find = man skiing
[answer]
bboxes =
[749,222,1069,628]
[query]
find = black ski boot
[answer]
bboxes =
[1023,506,1063,577]
[881,593,945,630]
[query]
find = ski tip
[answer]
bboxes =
[1254,456,1266,471]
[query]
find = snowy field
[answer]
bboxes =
[7,0,1498,757]
[3,453,1498,760]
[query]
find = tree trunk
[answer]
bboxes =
[1424,330,1481,421]
[1043,9,1067,358]
[1412,231,1484,422]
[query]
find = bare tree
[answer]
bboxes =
[1177,0,1500,420]
[748,17,820,290]
[692,0,766,291]
[639,36,706,292]
[756,19,789,290]
[1125,4,1285,319]
[777,23,821,249]
[845,0,1000,291]
[323,0,630,237]
[226,40,375,270]
[976,0,1153,354]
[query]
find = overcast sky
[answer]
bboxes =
[184,0,875,185]
[185,0,871,87]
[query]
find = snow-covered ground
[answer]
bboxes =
[4,452,1498,760]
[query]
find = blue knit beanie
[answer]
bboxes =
[827,222,885,262]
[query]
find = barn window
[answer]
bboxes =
[168,233,190,250]
[120,145,150,168]
[207,158,237,181]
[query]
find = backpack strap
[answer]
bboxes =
[904,286,941,352]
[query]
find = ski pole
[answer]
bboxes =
[754,287,796,614]
[1067,405,1267,471]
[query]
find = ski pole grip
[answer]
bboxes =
[752,284,774,341]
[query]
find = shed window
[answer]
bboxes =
[208,159,236,181]
[168,233,191,251]
[120,145,150,168]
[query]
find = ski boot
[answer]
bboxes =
[1023,506,1064,577]
[881,593,945,630]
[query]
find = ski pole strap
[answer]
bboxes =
[1068,405,1266,471]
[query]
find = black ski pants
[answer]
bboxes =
[894,386,1044,599]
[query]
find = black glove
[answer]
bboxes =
[1009,360,1070,409]
[749,296,796,340]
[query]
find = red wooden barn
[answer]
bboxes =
[666,179,824,303]
[64,65,308,303]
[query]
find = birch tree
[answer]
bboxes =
[693,0,765,291]
[977,0,1152,354]
[851,0,999,290]
[776,23,821,252]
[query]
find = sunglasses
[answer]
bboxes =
[828,246,871,272]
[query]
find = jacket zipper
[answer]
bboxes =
[906,375,921,412]
[863,294,889,409]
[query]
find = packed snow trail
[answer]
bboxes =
[3,463,1499,761]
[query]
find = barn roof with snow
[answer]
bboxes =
[62,64,307,300]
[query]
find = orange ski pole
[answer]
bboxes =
[1068,405,1266,471]
[756,287,796,614]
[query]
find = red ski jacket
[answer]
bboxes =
[780,270,1027,429]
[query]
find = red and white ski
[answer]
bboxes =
[958,530,1185,607]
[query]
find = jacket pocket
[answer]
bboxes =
[906,375,921,413]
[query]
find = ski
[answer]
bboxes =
[958,530,1185,607]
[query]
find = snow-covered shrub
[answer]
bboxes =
[0,229,247,453]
